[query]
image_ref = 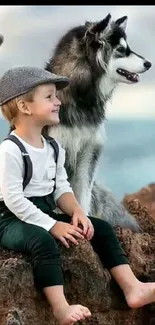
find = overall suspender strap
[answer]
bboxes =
[4,134,33,191]
[3,134,59,192]
[44,135,59,193]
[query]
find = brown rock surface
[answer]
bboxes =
[123,183,155,221]
[1,184,155,325]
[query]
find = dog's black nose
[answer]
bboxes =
[144,61,152,69]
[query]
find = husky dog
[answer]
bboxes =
[43,14,151,231]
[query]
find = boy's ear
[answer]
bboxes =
[17,100,32,115]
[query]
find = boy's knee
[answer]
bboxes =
[102,219,115,234]
[90,216,114,235]
[26,227,58,253]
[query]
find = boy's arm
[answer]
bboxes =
[57,192,83,217]
[53,143,95,240]
[53,144,83,216]
[0,147,56,231]
[53,144,73,203]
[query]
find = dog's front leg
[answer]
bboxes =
[69,144,102,215]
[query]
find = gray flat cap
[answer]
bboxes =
[0,65,70,105]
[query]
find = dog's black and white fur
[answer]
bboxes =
[44,14,152,232]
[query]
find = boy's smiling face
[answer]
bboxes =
[26,83,61,126]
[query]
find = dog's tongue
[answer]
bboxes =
[117,68,139,82]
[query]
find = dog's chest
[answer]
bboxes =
[49,125,105,153]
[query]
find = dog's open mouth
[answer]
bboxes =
[117,68,139,82]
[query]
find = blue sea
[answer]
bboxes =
[0,118,155,200]
[96,119,155,199]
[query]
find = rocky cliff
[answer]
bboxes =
[1,184,155,325]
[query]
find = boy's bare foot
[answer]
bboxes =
[125,281,155,309]
[53,304,91,325]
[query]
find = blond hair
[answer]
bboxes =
[1,88,36,127]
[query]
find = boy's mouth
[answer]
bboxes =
[52,109,59,113]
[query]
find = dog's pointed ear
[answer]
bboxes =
[87,14,112,34]
[115,16,128,31]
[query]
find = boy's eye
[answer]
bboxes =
[46,93,58,99]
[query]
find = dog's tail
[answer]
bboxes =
[90,182,140,232]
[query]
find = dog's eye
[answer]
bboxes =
[117,46,126,54]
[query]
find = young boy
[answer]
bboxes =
[0,66,155,325]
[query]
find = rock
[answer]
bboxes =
[123,183,155,221]
[1,184,155,325]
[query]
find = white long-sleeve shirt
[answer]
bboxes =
[0,131,73,231]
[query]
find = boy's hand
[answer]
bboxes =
[72,207,94,240]
[50,221,84,248]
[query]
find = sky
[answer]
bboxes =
[0,5,155,119]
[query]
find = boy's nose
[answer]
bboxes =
[56,98,61,105]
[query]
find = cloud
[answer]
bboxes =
[0,5,154,118]
[0,6,154,70]
[106,83,155,119]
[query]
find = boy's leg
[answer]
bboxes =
[88,217,128,269]
[41,211,155,309]
[88,216,155,309]
[0,216,64,289]
[0,215,91,324]
[50,212,128,269]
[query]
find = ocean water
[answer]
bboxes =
[96,119,155,200]
[0,118,155,200]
